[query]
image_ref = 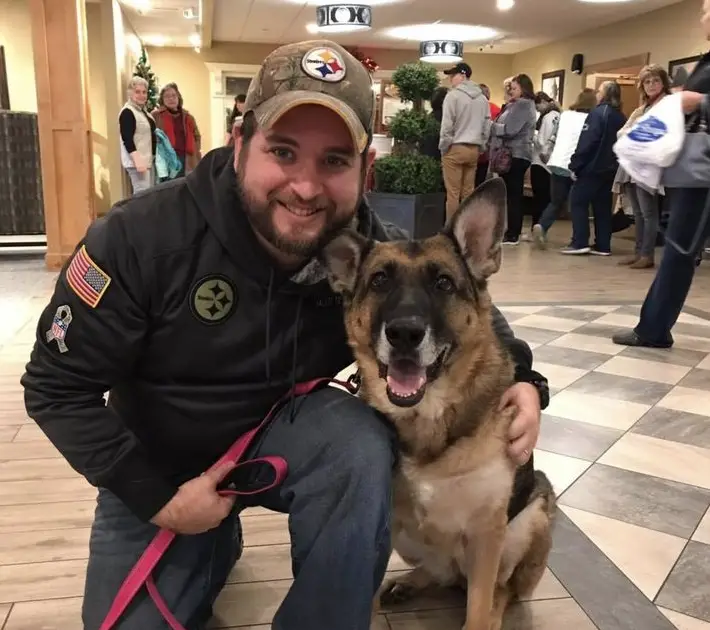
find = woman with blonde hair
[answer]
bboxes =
[614,64,672,268]
[119,76,156,194]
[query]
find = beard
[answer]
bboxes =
[236,148,364,260]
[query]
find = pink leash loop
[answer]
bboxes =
[99,375,358,630]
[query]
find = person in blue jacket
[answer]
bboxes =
[563,81,626,255]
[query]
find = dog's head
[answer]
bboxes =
[321,178,507,411]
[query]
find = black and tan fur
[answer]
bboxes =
[321,178,557,630]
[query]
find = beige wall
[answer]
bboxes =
[146,43,514,153]
[0,0,37,112]
[512,0,708,107]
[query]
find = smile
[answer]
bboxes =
[278,201,321,218]
[378,348,448,408]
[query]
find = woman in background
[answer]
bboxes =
[564,81,626,256]
[152,83,201,177]
[533,88,597,249]
[488,73,537,244]
[119,76,156,194]
[614,65,672,269]
[529,91,561,236]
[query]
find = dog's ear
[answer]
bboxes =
[445,177,507,279]
[320,229,369,295]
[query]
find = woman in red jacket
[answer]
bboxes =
[152,83,202,177]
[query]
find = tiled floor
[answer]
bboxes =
[1,225,710,629]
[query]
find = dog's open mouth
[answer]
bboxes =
[379,350,447,407]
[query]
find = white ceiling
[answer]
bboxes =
[119,0,685,54]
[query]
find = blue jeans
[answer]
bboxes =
[635,187,710,345]
[569,172,616,252]
[539,173,573,233]
[81,387,396,630]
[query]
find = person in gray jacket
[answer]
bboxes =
[439,62,491,219]
[489,74,537,244]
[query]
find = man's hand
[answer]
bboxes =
[150,461,237,534]
[499,382,541,466]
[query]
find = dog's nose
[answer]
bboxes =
[385,317,427,350]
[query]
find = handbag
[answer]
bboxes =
[661,96,710,189]
[490,145,512,174]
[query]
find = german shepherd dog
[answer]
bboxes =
[321,178,557,630]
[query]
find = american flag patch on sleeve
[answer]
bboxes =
[66,245,112,308]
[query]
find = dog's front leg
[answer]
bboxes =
[462,510,507,630]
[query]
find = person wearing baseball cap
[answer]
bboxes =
[439,60,492,218]
[22,37,546,630]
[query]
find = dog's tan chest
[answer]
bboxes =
[399,454,514,534]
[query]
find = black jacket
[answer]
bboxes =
[569,103,627,177]
[21,147,544,522]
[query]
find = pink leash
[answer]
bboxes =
[99,374,359,630]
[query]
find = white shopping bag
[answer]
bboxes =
[613,92,686,168]
[617,155,663,192]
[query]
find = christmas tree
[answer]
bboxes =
[133,45,159,111]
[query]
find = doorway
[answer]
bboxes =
[582,54,649,119]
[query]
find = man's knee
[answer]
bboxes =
[82,489,242,629]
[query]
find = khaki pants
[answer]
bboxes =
[442,144,480,220]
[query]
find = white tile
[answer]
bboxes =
[673,334,710,353]
[696,355,710,371]
[595,355,692,386]
[599,432,710,490]
[545,390,650,431]
[531,362,588,390]
[658,607,710,630]
[533,449,591,495]
[562,506,685,599]
[548,332,626,356]
[558,304,622,313]
[592,312,641,328]
[677,313,710,327]
[498,305,548,315]
[657,386,710,418]
[513,315,585,333]
[692,507,710,545]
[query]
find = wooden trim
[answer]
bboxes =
[0,46,9,110]
[29,0,95,269]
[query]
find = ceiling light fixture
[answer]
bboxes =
[577,0,635,2]
[386,23,499,42]
[316,4,372,32]
[497,0,515,10]
[419,40,464,64]
[188,32,201,47]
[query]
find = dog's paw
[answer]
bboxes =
[379,578,419,605]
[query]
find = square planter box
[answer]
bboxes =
[366,192,446,239]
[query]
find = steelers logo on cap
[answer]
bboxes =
[301,47,347,83]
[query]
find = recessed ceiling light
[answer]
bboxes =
[497,0,515,9]
[386,23,499,42]
[578,0,635,3]
[188,32,201,47]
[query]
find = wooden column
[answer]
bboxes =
[29,0,95,270]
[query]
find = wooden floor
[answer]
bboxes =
[1,221,709,629]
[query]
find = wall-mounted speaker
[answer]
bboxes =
[571,53,584,75]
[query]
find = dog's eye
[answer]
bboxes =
[370,271,389,289]
[435,275,455,293]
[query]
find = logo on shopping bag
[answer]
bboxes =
[628,116,667,143]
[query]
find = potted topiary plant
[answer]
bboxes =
[366,61,445,238]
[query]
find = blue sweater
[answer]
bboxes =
[569,103,626,176]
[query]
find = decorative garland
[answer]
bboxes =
[345,47,379,73]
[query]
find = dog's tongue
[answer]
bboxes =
[386,361,426,397]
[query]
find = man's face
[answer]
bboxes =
[235,104,375,264]
[449,73,465,87]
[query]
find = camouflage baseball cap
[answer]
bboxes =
[244,40,375,153]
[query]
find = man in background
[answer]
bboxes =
[439,62,491,218]
[475,83,502,187]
